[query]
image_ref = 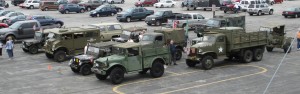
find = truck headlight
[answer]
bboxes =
[151,18,155,20]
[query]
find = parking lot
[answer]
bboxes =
[0,0,300,94]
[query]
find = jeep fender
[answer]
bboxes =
[199,51,218,59]
[150,57,166,67]
[107,63,127,73]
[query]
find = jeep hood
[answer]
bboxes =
[75,54,95,60]
[96,55,125,63]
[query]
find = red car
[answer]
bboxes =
[0,23,8,28]
[274,0,283,4]
[135,0,158,7]
[18,3,25,8]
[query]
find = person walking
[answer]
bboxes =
[5,37,14,60]
[297,30,300,50]
[169,40,177,65]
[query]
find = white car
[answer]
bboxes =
[154,0,176,8]
[24,0,40,9]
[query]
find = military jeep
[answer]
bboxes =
[92,42,170,84]
[21,29,51,54]
[260,25,293,53]
[112,26,147,43]
[69,41,119,75]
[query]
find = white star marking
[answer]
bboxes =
[219,47,223,53]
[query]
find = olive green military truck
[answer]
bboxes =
[92,42,170,84]
[259,25,293,53]
[194,15,245,31]
[142,28,187,60]
[44,24,122,62]
[22,29,51,54]
[187,27,268,70]
[69,41,119,75]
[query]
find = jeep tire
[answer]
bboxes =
[253,48,263,61]
[28,45,38,54]
[201,56,214,70]
[80,64,92,75]
[241,50,253,63]
[54,50,67,62]
[45,53,54,59]
[96,74,108,80]
[186,59,196,67]
[110,67,125,84]
[175,49,182,60]
[150,60,164,78]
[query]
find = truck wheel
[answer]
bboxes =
[54,50,67,62]
[30,5,34,9]
[45,53,54,59]
[283,44,291,53]
[22,48,29,52]
[126,17,131,22]
[253,48,263,61]
[257,11,262,16]
[65,10,69,14]
[171,4,175,7]
[201,56,214,70]
[155,20,161,26]
[110,67,125,84]
[147,23,151,26]
[87,7,91,11]
[150,60,164,78]
[249,13,253,16]
[241,50,253,63]
[186,59,196,67]
[269,10,273,15]
[45,7,49,11]
[266,47,273,52]
[193,7,196,10]
[28,45,38,54]
[96,74,108,80]
[295,14,298,18]
[160,5,164,8]
[71,68,79,73]
[80,9,85,13]
[80,64,92,75]
[175,49,182,60]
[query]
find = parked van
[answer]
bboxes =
[40,1,60,11]
[24,0,40,9]
[240,0,266,11]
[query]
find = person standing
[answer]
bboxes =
[5,37,14,60]
[169,40,177,65]
[297,30,300,50]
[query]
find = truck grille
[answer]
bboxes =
[188,48,197,56]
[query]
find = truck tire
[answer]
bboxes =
[253,48,263,61]
[87,7,91,11]
[283,44,291,53]
[269,10,273,15]
[241,50,253,63]
[30,5,34,9]
[150,60,164,78]
[28,45,38,54]
[126,17,131,22]
[80,64,92,75]
[175,49,182,60]
[109,67,125,84]
[257,11,262,16]
[45,7,49,11]
[45,53,54,59]
[65,10,69,14]
[147,23,151,26]
[201,56,214,70]
[155,20,161,26]
[266,47,273,52]
[54,50,67,62]
[71,68,79,73]
[96,74,108,80]
[186,59,196,67]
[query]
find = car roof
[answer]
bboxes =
[48,27,99,34]
[113,42,140,48]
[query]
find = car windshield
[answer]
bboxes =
[154,11,164,16]
[285,8,296,11]
[95,6,104,11]
[141,35,154,41]
[9,22,21,29]
[34,32,43,39]
[206,20,220,27]
[111,47,126,55]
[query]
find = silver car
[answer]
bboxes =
[247,4,274,16]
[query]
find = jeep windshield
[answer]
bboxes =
[111,47,126,55]
[86,46,100,56]
[141,35,155,41]
[34,32,43,40]
[206,20,220,27]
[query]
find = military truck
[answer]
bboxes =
[44,24,122,62]
[69,41,119,75]
[21,29,51,54]
[112,26,147,43]
[92,42,170,84]
[187,27,268,70]
[259,25,293,53]
[143,28,187,60]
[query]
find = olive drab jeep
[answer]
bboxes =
[21,30,51,54]
[69,41,119,75]
[92,42,170,84]
[112,26,147,43]
[44,25,122,62]
[260,25,293,53]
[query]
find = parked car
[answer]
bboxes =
[24,0,40,9]
[11,0,25,6]
[282,7,300,18]
[59,4,85,14]
[116,7,154,22]
[0,12,24,23]
[107,0,124,4]
[154,0,176,8]
[21,29,51,54]
[90,6,117,17]
[0,23,8,28]
[0,0,9,8]
[135,0,158,7]
[28,15,64,27]
[5,15,27,25]
[78,0,103,11]
[40,0,60,11]
[247,4,273,16]
[0,10,14,17]
[145,10,177,26]
[101,4,123,12]
[19,3,25,8]
[240,0,267,11]
[0,20,59,41]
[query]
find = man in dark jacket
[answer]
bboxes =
[169,40,177,65]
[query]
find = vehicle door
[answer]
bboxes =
[18,22,35,38]
[36,16,47,26]
[161,11,169,23]
[68,4,75,12]
[187,14,197,25]
[85,31,100,42]
[98,25,109,41]
[105,7,112,15]
[154,35,168,55]
[73,32,87,54]
[61,33,74,53]
[297,8,300,15]
[195,14,205,24]
[139,8,147,19]
[126,47,141,71]
[131,8,139,19]
[214,35,226,56]
[165,0,172,7]
[260,4,267,13]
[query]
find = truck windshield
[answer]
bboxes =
[141,35,154,41]
[198,35,216,42]
[154,11,163,16]
[111,47,126,55]
[206,20,219,27]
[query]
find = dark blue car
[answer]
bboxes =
[29,15,64,27]
[90,6,117,17]
[58,4,85,14]
[5,15,27,26]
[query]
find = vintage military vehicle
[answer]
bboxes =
[69,41,119,75]
[187,27,268,70]
[92,42,170,84]
[143,28,187,60]
[44,24,122,62]
[21,29,51,54]
[260,25,293,53]
[112,26,147,43]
